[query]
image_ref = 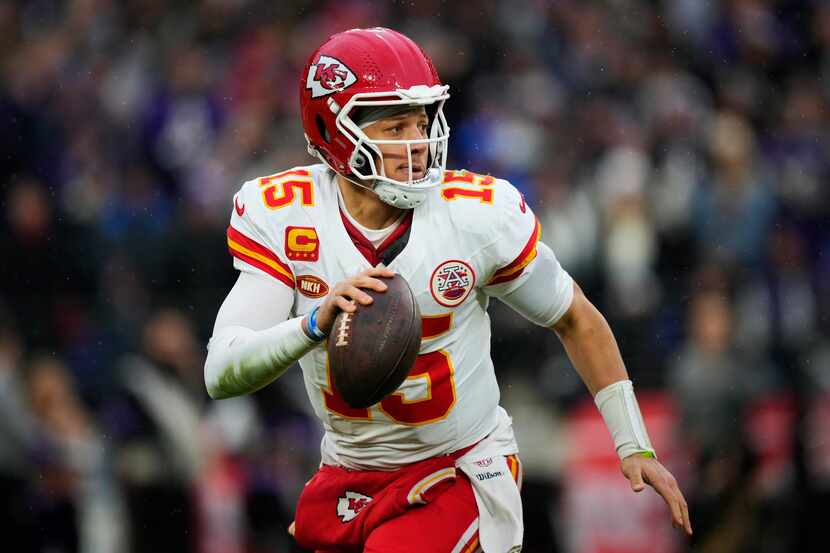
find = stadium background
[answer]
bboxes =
[1,0,829,551]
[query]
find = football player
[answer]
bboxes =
[204,27,691,552]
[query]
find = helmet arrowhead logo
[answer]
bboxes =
[307,55,357,98]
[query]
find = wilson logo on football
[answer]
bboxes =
[306,55,357,98]
[297,275,329,298]
[430,260,475,308]
[336,490,372,523]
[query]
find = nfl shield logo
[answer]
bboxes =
[430,260,476,307]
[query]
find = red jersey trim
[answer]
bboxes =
[227,226,295,288]
[486,218,541,286]
[339,209,413,266]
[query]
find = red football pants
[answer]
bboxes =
[363,470,478,553]
[302,454,522,553]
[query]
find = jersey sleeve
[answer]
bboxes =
[480,179,543,295]
[495,242,574,326]
[226,180,295,289]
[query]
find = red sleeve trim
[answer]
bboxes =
[486,218,541,286]
[227,226,294,288]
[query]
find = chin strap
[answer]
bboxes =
[373,181,428,209]
[372,168,444,209]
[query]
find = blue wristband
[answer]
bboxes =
[306,306,326,341]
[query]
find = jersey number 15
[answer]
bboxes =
[323,350,457,425]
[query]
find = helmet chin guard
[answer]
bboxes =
[372,168,443,209]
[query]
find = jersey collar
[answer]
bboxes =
[339,208,414,267]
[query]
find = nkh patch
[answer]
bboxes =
[430,260,476,308]
[296,275,329,298]
[306,55,357,98]
[336,490,372,522]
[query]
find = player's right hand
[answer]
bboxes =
[315,266,395,335]
[621,453,692,536]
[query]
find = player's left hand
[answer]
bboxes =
[621,453,692,536]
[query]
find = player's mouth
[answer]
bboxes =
[398,164,425,180]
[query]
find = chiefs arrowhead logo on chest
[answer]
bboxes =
[430,260,476,308]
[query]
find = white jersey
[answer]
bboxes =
[226,164,567,469]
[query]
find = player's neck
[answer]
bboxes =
[336,175,406,230]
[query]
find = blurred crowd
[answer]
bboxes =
[2,1,830,552]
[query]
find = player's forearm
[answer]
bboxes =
[551,285,628,396]
[204,319,319,399]
[551,284,656,459]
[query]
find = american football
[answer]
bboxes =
[327,274,422,408]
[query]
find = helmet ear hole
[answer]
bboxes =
[353,153,367,168]
[315,114,331,143]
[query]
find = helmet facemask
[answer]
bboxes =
[325,84,451,209]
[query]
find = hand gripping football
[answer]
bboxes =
[327,274,422,408]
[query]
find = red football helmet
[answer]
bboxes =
[300,27,450,208]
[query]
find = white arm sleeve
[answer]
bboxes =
[492,242,575,327]
[204,272,319,399]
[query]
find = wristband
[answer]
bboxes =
[594,379,656,461]
[304,306,326,341]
